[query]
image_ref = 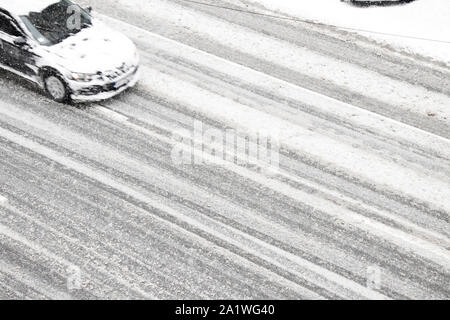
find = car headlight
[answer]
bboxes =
[70,72,96,82]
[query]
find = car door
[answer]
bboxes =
[0,12,37,76]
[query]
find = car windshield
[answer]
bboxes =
[20,0,92,46]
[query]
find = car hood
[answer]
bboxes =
[46,20,137,74]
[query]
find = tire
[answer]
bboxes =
[44,73,70,103]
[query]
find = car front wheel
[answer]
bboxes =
[44,74,69,103]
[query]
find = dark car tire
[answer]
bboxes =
[44,73,70,103]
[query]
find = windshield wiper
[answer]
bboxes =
[81,22,91,29]
[36,26,55,33]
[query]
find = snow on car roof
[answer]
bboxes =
[0,0,59,16]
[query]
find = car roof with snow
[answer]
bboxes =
[0,0,58,16]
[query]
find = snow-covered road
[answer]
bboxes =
[0,0,449,299]
[252,0,450,67]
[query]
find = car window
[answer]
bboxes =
[20,0,92,46]
[0,13,22,37]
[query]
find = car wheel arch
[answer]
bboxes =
[39,66,65,81]
[40,67,71,103]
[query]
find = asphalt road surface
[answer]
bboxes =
[0,0,449,299]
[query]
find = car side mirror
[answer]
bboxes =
[13,36,28,46]
[85,6,93,13]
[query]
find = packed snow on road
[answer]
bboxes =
[0,0,449,303]
[252,0,450,66]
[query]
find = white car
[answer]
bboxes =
[0,0,140,103]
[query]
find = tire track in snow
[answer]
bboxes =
[0,0,448,300]
[1,92,448,298]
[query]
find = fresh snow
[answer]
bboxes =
[251,0,450,66]
[0,194,7,205]
[98,0,450,123]
[97,13,450,214]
